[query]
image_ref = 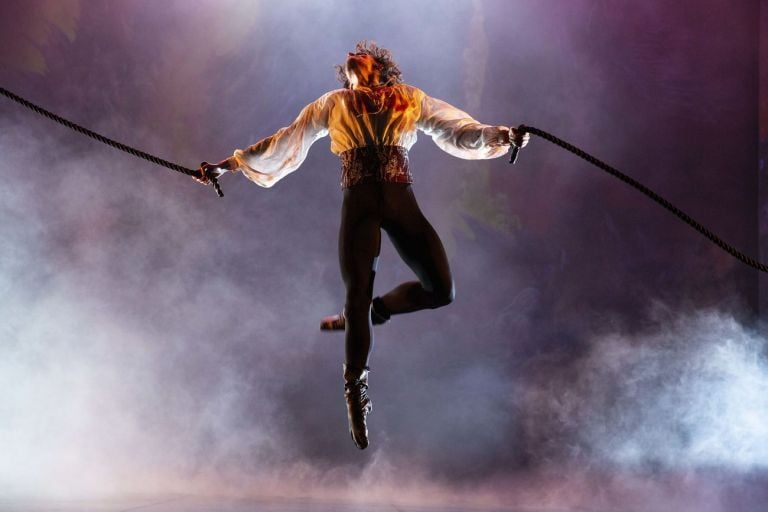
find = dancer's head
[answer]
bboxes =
[336,41,403,89]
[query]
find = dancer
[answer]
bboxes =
[197,41,529,449]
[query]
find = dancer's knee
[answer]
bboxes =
[430,282,455,308]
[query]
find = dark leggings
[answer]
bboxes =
[339,182,455,369]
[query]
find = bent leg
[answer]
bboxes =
[378,185,455,316]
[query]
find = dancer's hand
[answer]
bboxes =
[509,127,530,149]
[195,159,230,185]
[489,126,516,148]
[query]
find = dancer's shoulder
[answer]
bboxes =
[394,83,426,99]
[321,88,348,102]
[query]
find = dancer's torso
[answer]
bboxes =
[329,85,422,189]
[327,84,422,155]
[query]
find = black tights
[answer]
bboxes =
[339,182,455,369]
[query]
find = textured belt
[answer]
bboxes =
[339,145,412,189]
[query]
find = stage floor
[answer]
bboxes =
[0,496,581,512]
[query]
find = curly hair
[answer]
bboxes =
[335,40,403,89]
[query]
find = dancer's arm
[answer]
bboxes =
[416,91,527,159]
[203,91,334,188]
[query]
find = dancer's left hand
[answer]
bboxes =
[195,160,228,185]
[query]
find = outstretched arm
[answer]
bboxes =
[416,92,527,159]
[201,91,334,189]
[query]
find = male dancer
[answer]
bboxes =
[197,41,529,449]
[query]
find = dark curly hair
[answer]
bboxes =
[335,40,403,89]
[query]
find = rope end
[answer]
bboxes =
[211,177,224,198]
[509,146,520,164]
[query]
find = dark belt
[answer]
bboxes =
[339,145,412,189]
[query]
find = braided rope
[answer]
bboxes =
[515,125,768,273]
[0,86,223,197]
[1,84,761,268]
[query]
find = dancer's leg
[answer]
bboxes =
[377,184,455,316]
[339,184,382,368]
[338,184,382,450]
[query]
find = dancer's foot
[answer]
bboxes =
[344,364,372,449]
[320,309,347,331]
[320,299,391,331]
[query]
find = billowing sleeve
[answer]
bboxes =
[226,91,333,188]
[416,92,510,160]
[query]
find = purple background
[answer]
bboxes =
[1,1,766,510]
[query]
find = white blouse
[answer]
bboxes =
[226,83,511,188]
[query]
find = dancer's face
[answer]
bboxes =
[345,53,380,88]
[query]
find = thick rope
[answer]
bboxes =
[0,86,223,197]
[1,85,762,270]
[514,125,768,273]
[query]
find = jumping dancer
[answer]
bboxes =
[197,41,529,449]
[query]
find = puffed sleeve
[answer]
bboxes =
[226,91,334,188]
[416,91,510,160]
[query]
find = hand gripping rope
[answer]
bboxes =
[1,86,765,272]
[0,86,223,197]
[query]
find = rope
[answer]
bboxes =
[1,85,762,270]
[514,125,768,273]
[0,86,223,197]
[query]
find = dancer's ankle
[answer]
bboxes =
[371,297,391,324]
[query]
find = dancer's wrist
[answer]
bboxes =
[220,157,238,173]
